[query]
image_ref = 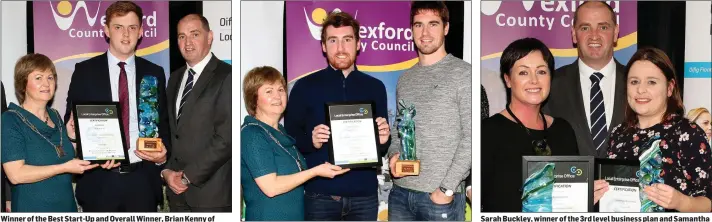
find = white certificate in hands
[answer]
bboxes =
[325,102,381,168]
[73,103,129,164]
[596,159,641,212]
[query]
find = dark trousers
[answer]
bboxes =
[76,163,160,212]
[170,204,231,212]
[168,191,231,212]
[304,191,378,221]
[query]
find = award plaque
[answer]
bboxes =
[325,101,381,168]
[72,102,130,164]
[395,100,419,176]
[521,156,594,212]
[137,138,163,152]
[137,75,162,152]
[595,158,641,212]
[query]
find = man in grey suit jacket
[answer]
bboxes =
[161,14,232,212]
[544,1,626,158]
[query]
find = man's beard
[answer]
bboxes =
[416,41,442,55]
[328,54,355,70]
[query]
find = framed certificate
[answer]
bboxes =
[522,156,594,212]
[72,102,130,164]
[595,158,641,212]
[324,101,381,169]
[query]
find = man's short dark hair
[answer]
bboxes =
[182,14,211,32]
[320,12,360,45]
[410,1,449,26]
[573,1,617,26]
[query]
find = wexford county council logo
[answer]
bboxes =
[50,1,101,31]
[49,1,158,38]
[570,166,583,176]
[303,7,357,41]
[303,6,414,52]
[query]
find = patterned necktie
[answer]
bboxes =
[590,72,608,151]
[118,62,130,150]
[177,68,195,124]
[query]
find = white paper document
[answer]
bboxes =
[330,118,379,165]
[78,118,125,160]
[552,182,589,212]
[599,185,641,212]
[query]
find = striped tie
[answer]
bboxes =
[177,68,195,123]
[589,72,608,151]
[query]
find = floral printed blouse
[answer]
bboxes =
[608,114,712,201]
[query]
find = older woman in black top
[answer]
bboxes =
[481,38,579,212]
[603,48,712,212]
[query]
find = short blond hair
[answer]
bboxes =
[14,54,57,104]
[242,66,286,116]
[686,107,710,122]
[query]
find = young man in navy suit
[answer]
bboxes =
[64,1,170,212]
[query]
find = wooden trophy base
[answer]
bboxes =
[137,138,163,152]
[395,160,420,176]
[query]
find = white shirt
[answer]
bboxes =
[107,51,141,164]
[175,53,212,116]
[579,58,616,132]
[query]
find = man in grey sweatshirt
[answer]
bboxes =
[387,2,471,221]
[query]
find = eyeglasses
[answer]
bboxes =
[532,139,551,156]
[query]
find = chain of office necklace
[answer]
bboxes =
[242,123,304,171]
[7,109,65,158]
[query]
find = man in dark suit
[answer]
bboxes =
[161,14,231,212]
[64,1,170,212]
[544,1,626,158]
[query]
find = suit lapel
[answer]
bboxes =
[134,59,148,131]
[98,53,113,101]
[134,59,145,113]
[568,61,597,152]
[177,55,219,129]
[167,66,187,131]
[568,62,590,131]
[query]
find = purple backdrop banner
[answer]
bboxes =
[286,2,419,220]
[286,1,422,130]
[480,1,637,116]
[33,0,170,117]
[286,2,416,82]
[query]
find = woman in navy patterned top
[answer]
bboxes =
[603,48,712,212]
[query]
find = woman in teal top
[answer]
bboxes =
[241,66,350,220]
[1,54,106,212]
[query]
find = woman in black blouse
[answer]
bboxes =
[603,48,712,212]
[481,38,579,212]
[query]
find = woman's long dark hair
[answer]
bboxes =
[622,47,684,130]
